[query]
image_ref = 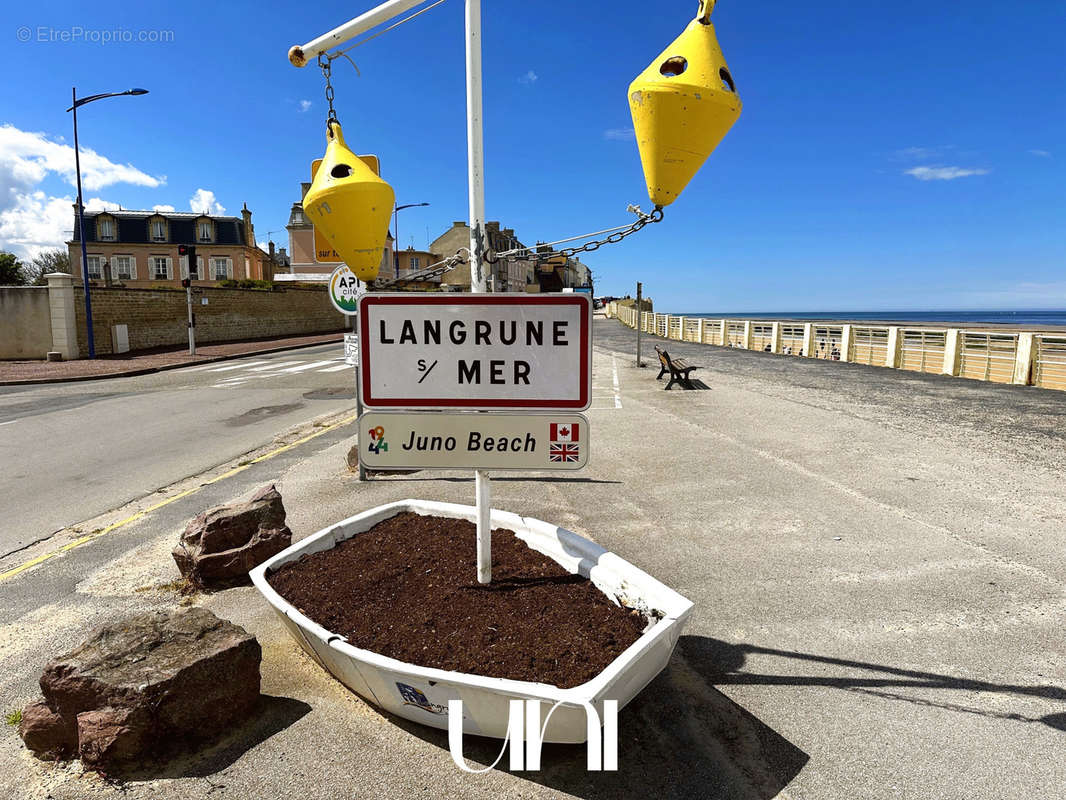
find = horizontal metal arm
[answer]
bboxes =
[289,0,429,66]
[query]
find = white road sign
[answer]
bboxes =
[344,333,359,366]
[357,294,592,410]
[358,412,589,470]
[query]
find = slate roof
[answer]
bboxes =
[71,209,245,246]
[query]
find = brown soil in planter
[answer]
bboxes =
[267,513,647,689]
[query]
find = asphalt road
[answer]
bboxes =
[0,343,358,557]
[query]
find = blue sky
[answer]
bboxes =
[1,0,1062,311]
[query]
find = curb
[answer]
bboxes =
[0,335,347,387]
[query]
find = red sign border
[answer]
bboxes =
[358,294,592,410]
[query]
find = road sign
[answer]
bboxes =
[358,294,592,410]
[344,333,359,366]
[328,265,360,315]
[358,412,589,470]
[311,155,381,264]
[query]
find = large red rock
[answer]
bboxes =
[20,607,261,769]
[172,484,292,589]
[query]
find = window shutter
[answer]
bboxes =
[180,256,188,279]
[166,257,174,280]
[228,258,233,279]
[129,256,137,280]
[108,257,118,280]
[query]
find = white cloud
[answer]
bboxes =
[904,166,990,181]
[189,188,225,215]
[519,70,538,85]
[152,203,175,212]
[0,123,163,192]
[1029,149,1051,158]
[298,100,312,113]
[0,123,162,258]
[893,146,950,161]
[604,127,635,141]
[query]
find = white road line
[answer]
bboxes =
[207,361,270,373]
[319,364,353,372]
[0,419,17,427]
[611,356,623,409]
[280,360,339,373]
[247,360,303,372]
[212,381,249,388]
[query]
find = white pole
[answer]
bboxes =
[466,0,491,583]
[288,0,428,66]
[186,284,196,355]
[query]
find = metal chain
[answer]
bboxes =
[372,250,469,289]
[319,54,339,132]
[483,206,664,265]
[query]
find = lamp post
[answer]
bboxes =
[67,87,148,359]
[392,201,429,273]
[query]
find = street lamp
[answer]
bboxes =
[393,201,429,271]
[67,87,149,359]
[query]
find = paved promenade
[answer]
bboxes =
[2,318,1063,799]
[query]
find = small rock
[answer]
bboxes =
[17,700,77,761]
[173,484,292,589]
[20,607,261,769]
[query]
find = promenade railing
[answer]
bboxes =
[603,302,1065,392]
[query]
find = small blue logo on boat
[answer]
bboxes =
[397,682,447,715]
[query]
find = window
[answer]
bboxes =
[113,256,135,280]
[198,221,213,242]
[97,217,115,241]
[150,219,167,241]
[410,256,421,270]
[152,256,170,280]
[86,255,104,279]
[212,257,231,280]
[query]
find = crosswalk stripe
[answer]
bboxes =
[207,361,271,373]
[280,360,339,373]
[319,364,353,372]
[247,360,303,372]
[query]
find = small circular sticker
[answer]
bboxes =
[328,265,360,315]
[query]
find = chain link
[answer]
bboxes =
[372,250,469,289]
[483,206,664,265]
[318,54,339,132]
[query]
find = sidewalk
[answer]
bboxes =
[0,331,347,385]
[1,318,1064,799]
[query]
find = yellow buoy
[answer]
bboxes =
[628,4,742,206]
[302,123,395,281]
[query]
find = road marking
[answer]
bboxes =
[280,360,338,373]
[248,360,303,372]
[319,364,353,372]
[612,356,623,409]
[0,419,16,427]
[207,361,271,372]
[0,413,358,584]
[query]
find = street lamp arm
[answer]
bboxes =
[66,88,149,112]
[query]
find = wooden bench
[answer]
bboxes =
[654,346,699,390]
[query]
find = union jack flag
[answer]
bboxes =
[550,443,580,463]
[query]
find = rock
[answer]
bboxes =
[17,700,77,760]
[172,484,291,588]
[21,607,261,769]
[346,444,360,473]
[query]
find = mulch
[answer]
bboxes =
[0,332,346,384]
[267,512,647,689]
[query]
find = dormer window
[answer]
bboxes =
[149,216,168,242]
[197,220,214,242]
[97,215,116,241]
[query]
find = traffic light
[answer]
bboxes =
[181,278,191,288]
[178,244,198,279]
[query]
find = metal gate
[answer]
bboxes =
[901,329,946,373]
[852,326,889,366]
[959,332,1017,384]
[1035,335,1066,390]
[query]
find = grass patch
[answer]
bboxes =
[5,710,22,727]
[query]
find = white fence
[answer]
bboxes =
[605,302,1059,391]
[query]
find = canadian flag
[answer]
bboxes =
[550,422,579,443]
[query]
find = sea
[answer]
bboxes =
[680,311,1066,328]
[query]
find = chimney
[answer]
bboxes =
[268,241,276,259]
[241,202,254,247]
[279,247,287,259]
[301,182,312,200]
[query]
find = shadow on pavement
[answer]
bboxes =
[107,694,311,781]
[382,634,809,799]
[687,637,1066,730]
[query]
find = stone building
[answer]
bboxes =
[67,204,272,287]
[430,221,534,292]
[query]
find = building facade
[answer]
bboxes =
[67,204,272,287]
[430,221,534,292]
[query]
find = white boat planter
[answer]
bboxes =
[250,500,693,743]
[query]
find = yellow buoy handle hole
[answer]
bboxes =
[720,68,736,93]
[330,164,354,178]
[660,57,688,77]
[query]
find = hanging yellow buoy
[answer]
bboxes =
[628,1,742,206]
[303,122,395,281]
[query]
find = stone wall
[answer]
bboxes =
[73,285,346,357]
[0,287,52,359]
